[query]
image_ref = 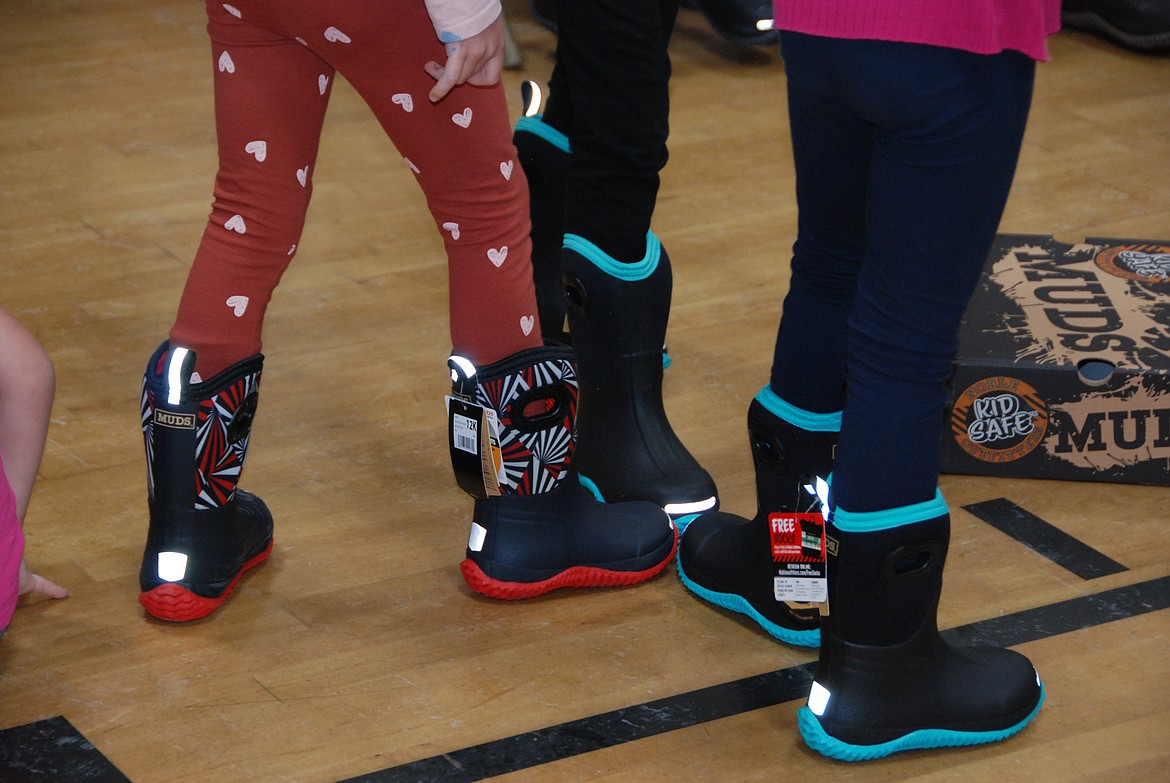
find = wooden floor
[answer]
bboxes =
[2,2,1168,781]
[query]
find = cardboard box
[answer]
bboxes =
[942,234,1170,486]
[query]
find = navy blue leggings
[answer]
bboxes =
[770,32,1036,513]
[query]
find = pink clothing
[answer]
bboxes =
[0,452,25,632]
[425,0,501,42]
[773,0,1062,61]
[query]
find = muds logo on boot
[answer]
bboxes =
[155,410,196,430]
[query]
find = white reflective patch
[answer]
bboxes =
[808,680,831,716]
[468,522,487,553]
[802,475,831,522]
[167,347,190,405]
[756,18,774,31]
[157,551,189,582]
[664,496,717,516]
[523,81,543,117]
[448,355,477,382]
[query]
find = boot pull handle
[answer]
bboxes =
[511,384,574,433]
[880,540,946,586]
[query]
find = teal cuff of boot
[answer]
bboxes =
[755,386,842,432]
[833,489,949,533]
[515,114,572,153]
[563,231,660,281]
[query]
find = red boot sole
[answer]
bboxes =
[460,535,678,600]
[139,538,274,622]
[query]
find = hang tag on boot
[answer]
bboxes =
[446,396,505,499]
[769,512,827,604]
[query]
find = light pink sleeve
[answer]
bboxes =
[0,452,25,632]
[424,0,502,42]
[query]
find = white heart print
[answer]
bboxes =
[226,295,250,317]
[500,160,513,180]
[296,166,309,186]
[520,315,535,336]
[392,93,414,113]
[245,140,267,162]
[318,74,329,95]
[487,247,508,267]
[442,222,460,240]
[323,27,351,43]
[218,51,235,74]
[224,215,246,233]
[452,108,472,128]
[222,4,241,18]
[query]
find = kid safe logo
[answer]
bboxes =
[951,376,1048,463]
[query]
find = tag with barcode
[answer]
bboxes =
[446,396,503,498]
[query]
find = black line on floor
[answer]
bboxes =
[4,575,1164,783]
[0,715,131,783]
[342,574,1170,783]
[963,497,1128,580]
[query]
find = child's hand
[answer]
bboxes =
[424,13,505,102]
[19,559,68,599]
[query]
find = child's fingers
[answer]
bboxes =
[427,47,467,102]
[29,574,69,599]
[19,561,68,599]
[425,60,450,101]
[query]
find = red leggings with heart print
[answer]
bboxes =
[169,0,541,377]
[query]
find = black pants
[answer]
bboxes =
[543,0,680,263]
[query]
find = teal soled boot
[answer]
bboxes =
[798,491,1045,760]
[677,386,837,646]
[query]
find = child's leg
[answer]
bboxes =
[169,1,335,378]
[289,0,540,366]
[0,307,54,519]
[254,4,677,598]
[0,308,65,621]
[515,0,718,516]
[545,0,678,261]
[139,2,329,621]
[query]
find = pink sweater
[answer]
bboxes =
[773,0,1062,61]
[0,452,24,631]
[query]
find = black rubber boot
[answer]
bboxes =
[528,0,557,32]
[449,346,677,599]
[139,342,273,622]
[1062,0,1170,51]
[677,386,837,646]
[560,233,718,517]
[683,0,778,46]
[513,84,572,344]
[798,493,1045,760]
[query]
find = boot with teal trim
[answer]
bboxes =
[560,232,718,518]
[677,386,836,646]
[798,491,1045,760]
